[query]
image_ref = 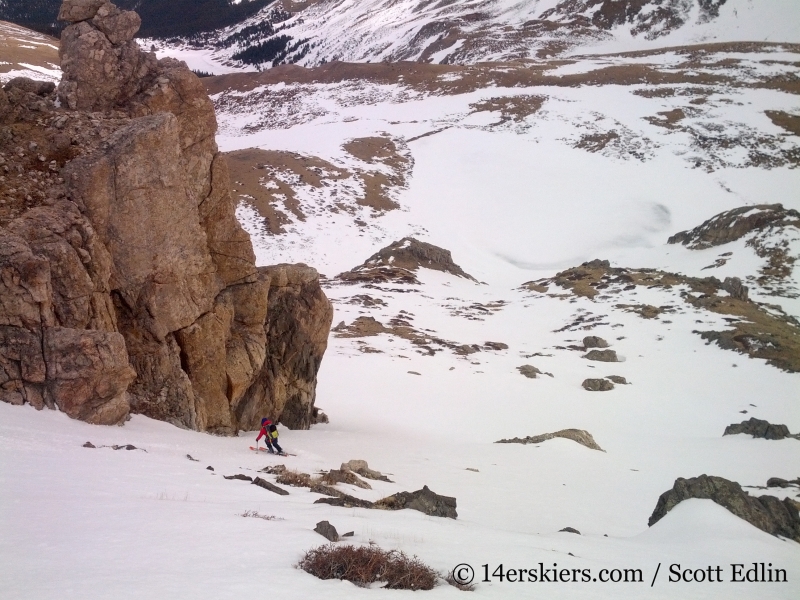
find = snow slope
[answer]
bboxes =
[3,12,800,600]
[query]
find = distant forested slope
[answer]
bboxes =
[0,0,275,38]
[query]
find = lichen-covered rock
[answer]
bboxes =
[582,378,614,391]
[648,474,800,542]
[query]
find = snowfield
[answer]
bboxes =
[3,10,800,600]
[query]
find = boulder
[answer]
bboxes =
[722,277,749,301]
[559,527,581,534]
[91,2,141,45]
[314,520,339,542]
[582,378,614,391]
[58,0,107,22]
[648,474,800,542]
[375,485,458,519]
[3,77,56,96]
[341,459,393,482]
[583,349,619,362]
[583,336,609,348]
[44,326,136,424]
[723,418,792,440]
[606,375,628,384]
[321,469,372,490]
[252,476,289,495]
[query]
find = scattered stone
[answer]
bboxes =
[559,527,581,534]
[82,441,96,448]
[206,466,214,471]
[648,475,800,542]
[224,474,253,482]
[408,371,421,375]
[582,378,614,391]
[341,460,393,482]
[583,349,619,362]
[315,494,374,509]
[186,454,199,462]
[583,336,609,348]
[484,341,509,350]
[517,364,543,378]
[342,531,354,537]
[497,429,605,452]
[320,469,372,490]
[465,468,479,473]
[313,520,339,542]
[111,444,138,450]
[723,418,795,440]
[605,375,628,384]
[375,485,458,519]
[252,476,289,496]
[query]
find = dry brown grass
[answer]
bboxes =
[298,544,438,590]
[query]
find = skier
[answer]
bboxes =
[256,418,284,455]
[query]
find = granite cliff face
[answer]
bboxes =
[0,1,332,432]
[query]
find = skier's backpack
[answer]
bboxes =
[268,423,278,438]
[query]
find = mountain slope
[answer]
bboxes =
[150,0,800,72]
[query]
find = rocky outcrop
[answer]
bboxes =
[337,237,476,284]
[0,1,332,432]
[234,265,332,431]
[648,475,800,542]
[723,418,796,440]
[496,429,604,451]
[668,204,800,249]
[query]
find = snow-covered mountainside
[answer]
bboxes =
[2,6,800,599]
[148,0,800,72]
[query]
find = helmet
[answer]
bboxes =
[261,418,268,425]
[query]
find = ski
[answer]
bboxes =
[249,446,295,456]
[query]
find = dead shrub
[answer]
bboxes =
[276,469,313,487]
[298,544,437,590]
